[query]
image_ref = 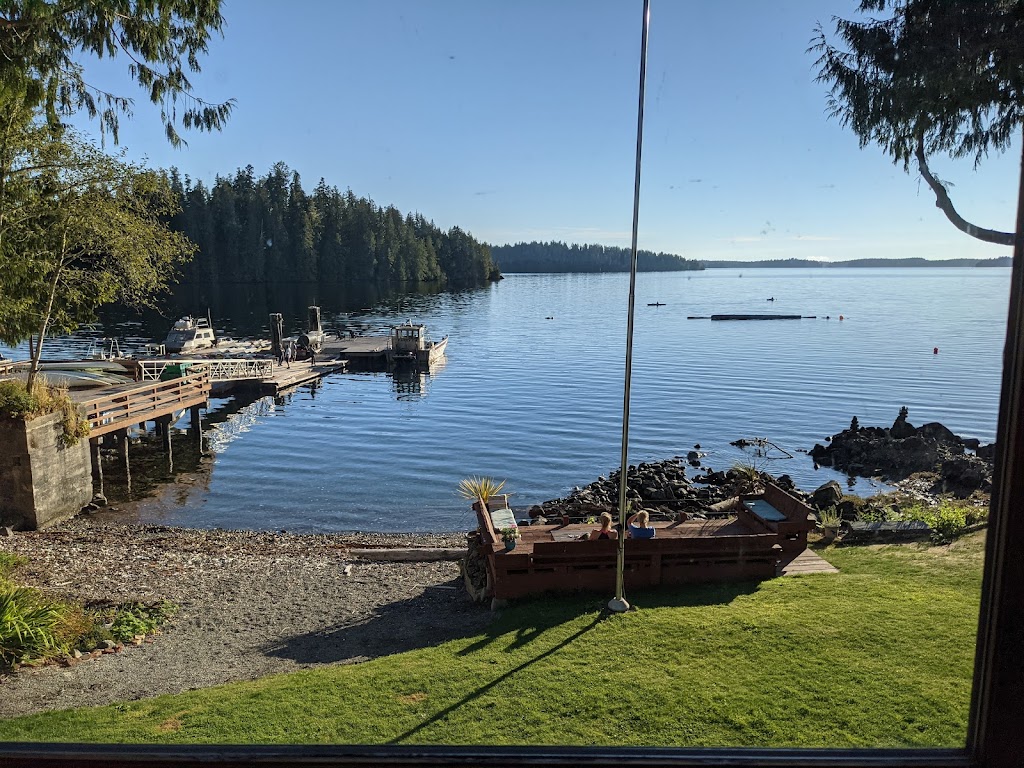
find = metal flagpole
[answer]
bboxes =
[609,0,651,614]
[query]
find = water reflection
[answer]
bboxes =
[391,364,440,403]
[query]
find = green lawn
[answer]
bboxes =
[0,534,984,747]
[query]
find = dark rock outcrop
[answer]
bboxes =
[810,409,994,495]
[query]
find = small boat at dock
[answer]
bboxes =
[387,322,448,368]
[164,316,216,353]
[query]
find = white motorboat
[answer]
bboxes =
[164,316,216,353]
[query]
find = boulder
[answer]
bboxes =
[775,474,796,491]
[890,406,916,439]
[810,480,843,510]
[810,409,989,484]
[890,419,916,439]
[940,455,992,494]
[917,422,961,445]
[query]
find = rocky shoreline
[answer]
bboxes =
[526,409,993,525]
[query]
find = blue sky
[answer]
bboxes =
[73,0,1021,262]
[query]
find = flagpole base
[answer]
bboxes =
[607,596,631,613]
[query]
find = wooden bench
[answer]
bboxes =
[739,483,816,556]
[843,520,931,544]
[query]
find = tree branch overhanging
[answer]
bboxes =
[914,135,1015,247]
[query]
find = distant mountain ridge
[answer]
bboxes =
[490,243,1010,272]
[702,257,1012,268]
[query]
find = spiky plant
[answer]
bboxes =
[0,585,69,666]
[457,476,506,503]
[818,506,843,529]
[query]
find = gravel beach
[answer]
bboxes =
[0,519,490,719]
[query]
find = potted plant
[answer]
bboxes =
[817,506,842,542]
[499,526,521,552]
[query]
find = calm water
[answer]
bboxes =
[2,268,1011,532]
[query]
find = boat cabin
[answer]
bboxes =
[391,323,428,354]
[387,322,448,368]
[164,317,216,353]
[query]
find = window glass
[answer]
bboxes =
[0,0,1014,758]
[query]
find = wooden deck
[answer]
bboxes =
[475,484,828,601]
[779,548,839,576]
[257,361,348,395]
[321,336,391,363]
[513,518,766,552]
[481,515,783,601]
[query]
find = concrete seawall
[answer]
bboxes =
[0,412,92,529]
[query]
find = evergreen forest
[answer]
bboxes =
[491,241,703,273]
[167,162,499,287]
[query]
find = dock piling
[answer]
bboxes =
[115,429,131,495]
[89,438,103,497]
[189,404,204,454]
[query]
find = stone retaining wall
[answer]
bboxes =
[0,412,92,529]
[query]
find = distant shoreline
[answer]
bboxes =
[496,257,1011,273]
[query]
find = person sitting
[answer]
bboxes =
[627,510,656,539]
[588,512,617,541]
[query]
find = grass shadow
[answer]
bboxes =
[260,576,492,665]
[389,612,603,744]
[456,578,763,658]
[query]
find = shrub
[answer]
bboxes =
[55,605,112,653]
[898,501,980,543]
[817,507,842,529]
[0,552,26,579]
[106,601,177,643]
[0,379,89,445]
[0,380,38,418]
[0,584,69,666]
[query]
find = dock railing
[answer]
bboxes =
[137,358,274,383]
[83,370,211,438]
[0,359,30,377]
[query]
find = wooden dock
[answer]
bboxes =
[319,336,391,367]
[256,360,348,395]
[75,372,210,438]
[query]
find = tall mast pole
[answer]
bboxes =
[609,0,651,614]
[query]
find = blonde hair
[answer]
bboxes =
[634,510,650,526]
[599,512,614,529]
